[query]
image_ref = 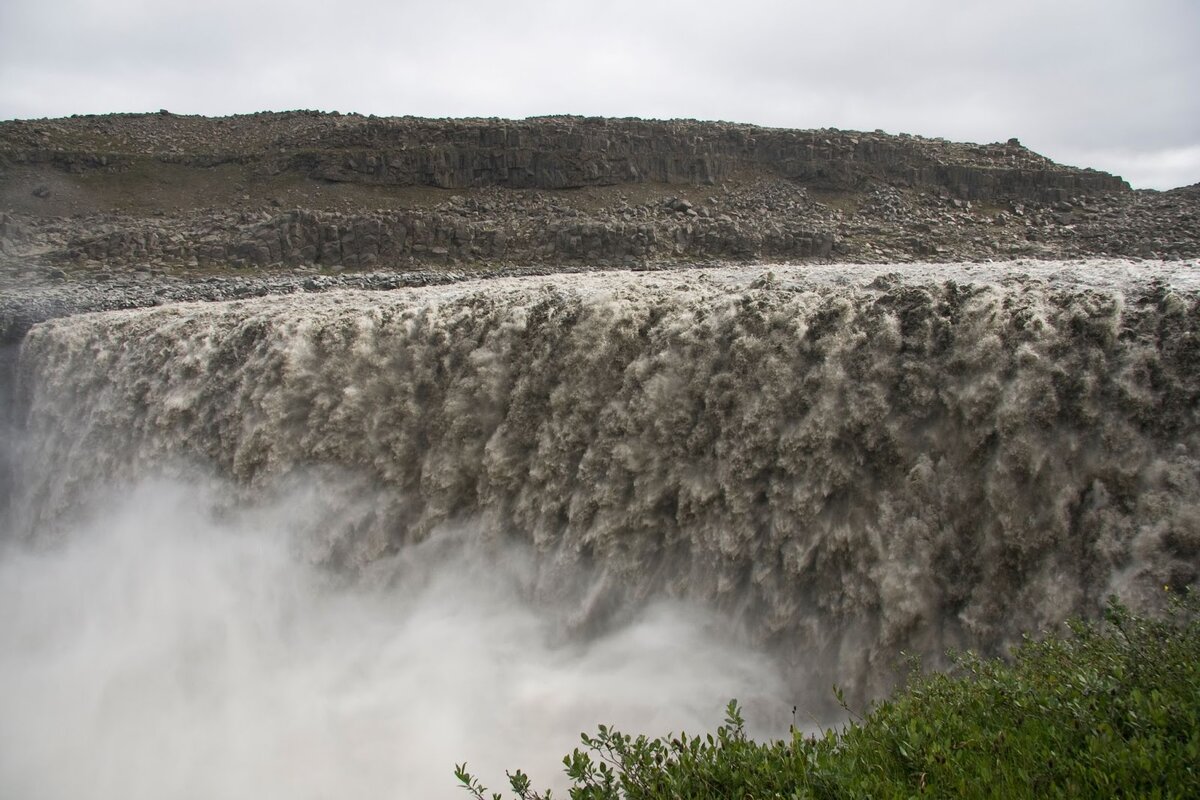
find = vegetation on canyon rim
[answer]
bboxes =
[456,592,1200,799]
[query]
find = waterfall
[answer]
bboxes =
[3,260,1198,798]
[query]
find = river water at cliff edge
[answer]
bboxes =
[1,260,1197,798]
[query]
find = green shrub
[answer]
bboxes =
[456,593,1199,799]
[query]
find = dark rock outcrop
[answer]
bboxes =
[1,112,1196,301]
[1,112,1126,201]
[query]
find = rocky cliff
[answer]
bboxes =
[1,112,1197,339]
[0,112,1126,198]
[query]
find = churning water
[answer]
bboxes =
[1,260,1197,798]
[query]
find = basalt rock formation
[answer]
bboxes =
[3,112,1195,290]
[0,112,1125,196]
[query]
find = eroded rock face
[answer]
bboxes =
[44,205,834,271]
[9,112,1193,280]
[5,179,1197,279]
[0,112,1127,198]
[295,119,1125,200]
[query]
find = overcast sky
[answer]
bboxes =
[1,0,1197,189]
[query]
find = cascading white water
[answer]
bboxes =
[2,260,1198,798]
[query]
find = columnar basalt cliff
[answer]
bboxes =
[0,112,1126,197]
[6,111,1196,290]
[287,116,1125,199]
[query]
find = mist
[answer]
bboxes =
[0,476,788,799]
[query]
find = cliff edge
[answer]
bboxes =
[0,111,1195,283]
